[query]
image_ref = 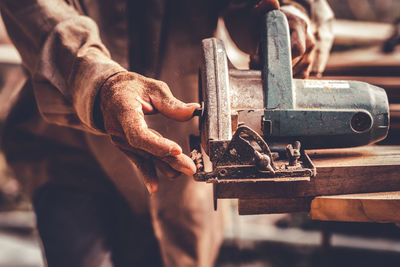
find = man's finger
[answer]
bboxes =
[293,34,315,78]
[161,154,197,176]
[148,129,189,177]
[149,81,200,121]
[290,25,307,66]
[121,108,184,157]
[253,0,280,13]
[120,149,159,194]
[293,48,315,78]
[114,132,193,178]
[139,160,159,195]
[154,159,181,179]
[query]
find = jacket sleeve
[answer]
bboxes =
[281,0,335,75]
[0,0,127,133]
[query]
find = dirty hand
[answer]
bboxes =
[224,0,316,78]
[254,1,316,78]
[99,72,199,194]
[281,8,316,78]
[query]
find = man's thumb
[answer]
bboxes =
[152,92,200,121]
[253,0,280,13]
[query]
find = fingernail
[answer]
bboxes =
[183,164,197,175]
[145,183,158,195]
[185,103,201,109]
[170,146,182,156]
[145,183,153,195]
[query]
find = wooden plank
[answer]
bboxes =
[238,198,312,215]
[326,46,400,71]
[309,145,400,167]
[215,146,400,199]
[332,20,392,46]
[310,191,400,223]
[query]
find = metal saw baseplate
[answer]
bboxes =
[191,126,316,183]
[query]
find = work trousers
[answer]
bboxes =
[33,182,163,267]
[3,81,224,267]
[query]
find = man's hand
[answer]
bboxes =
[223,0,316,78]
[254,1,316,77]
[100,72,199,194]
[281,7,316,78]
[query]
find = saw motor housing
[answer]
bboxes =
[192,10,389,184]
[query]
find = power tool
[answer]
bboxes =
[191,10,389,190]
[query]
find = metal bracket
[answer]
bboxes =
[191,126,316,183]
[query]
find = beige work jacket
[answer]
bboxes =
[0,1,333,266]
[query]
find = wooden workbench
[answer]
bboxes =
[310,191,400,223]
[234,145,400,223]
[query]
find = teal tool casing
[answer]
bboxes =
[191,10,390,187]
[261,10,389,148]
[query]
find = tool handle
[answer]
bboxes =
[262,10,294,109]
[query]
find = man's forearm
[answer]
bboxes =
[0,0,125,132]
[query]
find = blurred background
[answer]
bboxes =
[0,0,400,266]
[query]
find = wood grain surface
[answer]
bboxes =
[239,198,312,215]
[216,146,400,199]
[310,191,400,223]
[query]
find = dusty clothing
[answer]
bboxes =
[34,182,163,267]
[0,0,333,266]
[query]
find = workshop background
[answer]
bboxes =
[0,0,399,266]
